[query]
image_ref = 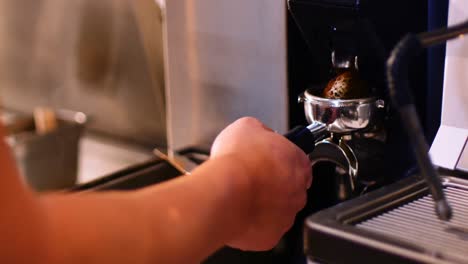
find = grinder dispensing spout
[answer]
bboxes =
[386,19,468,222]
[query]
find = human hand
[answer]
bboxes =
[211,117,312,251]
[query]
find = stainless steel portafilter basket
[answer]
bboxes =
[285,88,385,154]
[298,89,385,135]
[284,89,386,200]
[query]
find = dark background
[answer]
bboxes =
[284,0,449,263]
[288,0,449,183]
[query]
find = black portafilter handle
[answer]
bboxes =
[385,19,468,221]
[284,123,327,154]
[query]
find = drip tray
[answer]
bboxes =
[305,174,468,264]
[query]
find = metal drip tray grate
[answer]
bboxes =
[356,186,468,263]
[305,175,468,264]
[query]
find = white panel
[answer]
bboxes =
[430,125,468,169]
[163,0,288,151]
[457,141,468,172]
[442,0,468,129]
[431,0,468,169]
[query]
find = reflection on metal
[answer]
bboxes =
[131,0,166,139]
[300,89,384,134]
[357,186,468,263]
[0,0,166,146]
[78,133,153,184]
[5,110,85,191]
[310,138,358,198]
[164,0,289,151]
[153,148,191,175]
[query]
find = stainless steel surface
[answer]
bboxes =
[331,51,358,70]
[299,89,385,134]
[306,122,327,141]
[357,183,468,264]
[131,0,166,132]
[0,0,166,146]
[78,133,153,184]
[337,139,358,185]
[164,0,288,151]
[153,149,193,175]
[311,138,358,192]
[7,115,85,191]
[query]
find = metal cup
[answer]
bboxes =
[298,89,385,134]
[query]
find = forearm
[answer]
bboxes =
[41,154,252,264]
[135,153,253,262]
[1,117,309,263]
[41,192,156,264]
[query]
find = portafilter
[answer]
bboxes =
[285,89,386,198]
[285,88,385,154]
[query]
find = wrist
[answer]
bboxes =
[193,153,255,244]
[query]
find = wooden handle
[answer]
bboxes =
[34,107,58,134]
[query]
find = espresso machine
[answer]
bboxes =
[300,0,468,263]
[1,0,463,263]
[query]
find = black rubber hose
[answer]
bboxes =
[386,34,452,221]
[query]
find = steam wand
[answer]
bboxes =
[386,19,468,221]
